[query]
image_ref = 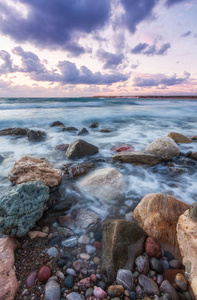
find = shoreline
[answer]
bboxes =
[92,95,197,99]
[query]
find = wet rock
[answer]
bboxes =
[107,285,124,297]
[50,121,64,127]
[8,155,62,188]
[113,151,163,165]
[93,286,107,299]
[163,269,185,284]
[46,247,59,257]
[116,269,133,290]
[44,279,61,300]
[135,256,149,274]
[26,129,46,141]
[102,220,146,283]
[160,259,169,270]
[169,259,182,269]
[66,139,98,159]
[133,193,189,258]
[160,280,179,300]
[38,266,51,282]
[53,202,72,212]
[67,292,85,300]
[168,132,191,144]
[189,201,197,221]
[175,273,187,291]
[53,144,69,151]
[28,231,48,239]
[62,236,78,248]
[145,237,162,258]
[62,126,78,131]
[76,209,99,229]
[0,155,4,163]
[139,274,160,296]
[112,145,134,152]
[100,128,112,133]
[190,152,197,161]
[150,258,164,273]
[89,122,99,128]
[62,162,94,179]
[157,274,163,285]
[145,137,180,160]
[64,275,74,288]
[86,287,94,298]
[0,181,49,237]
[25,271,37,288]
[0,127,28,136]
[79,167,126,202]
[78,128,89,135]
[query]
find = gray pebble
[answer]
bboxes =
[46,247,59,257]
[44,280,60,300]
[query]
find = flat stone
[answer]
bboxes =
[62,236,78,248]
[160,279,179,300]
[79,253,90,260]
[46,247,59,258]
[116,269,133,290]
[175,273,187,291]
[150,257,164,273]
[25,271,37,288]
[44,280,61,300]
[139,274,160,296]
[168,132,191,144]
[135,256,149,274]
[67,292,85,300]
[107,285,124,297]
[113,151,163,165]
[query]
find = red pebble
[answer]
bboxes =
[145,237,162,258]
[112,145,134,152]
[90,274,97,283]
[38,266,51,282]
[94,241,102,249]
[78,277,91,287]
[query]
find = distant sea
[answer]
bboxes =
[0,97,197,219]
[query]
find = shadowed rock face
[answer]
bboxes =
[113,151,163,165]
[0,181,50,237]
[0,127,28,136]
[101,219,146,283]
[66,139,98,159]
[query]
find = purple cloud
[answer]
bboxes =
[131,42,170,55]
[165,0,190,6]
[156,43,171,55]
[181,31,192,37]
[0,50,17,74]
[131,43,148,54]
[97,50,124,69]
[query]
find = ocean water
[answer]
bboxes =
[0,97,197,221]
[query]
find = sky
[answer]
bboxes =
[0,0,197,97]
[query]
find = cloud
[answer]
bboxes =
[181,31,191,37]
[97,50,124,69]
[131,42,171,55]
[0,0,111,55]
[0,50,17,74]
[165,0,190,7]
[133,72,190,87]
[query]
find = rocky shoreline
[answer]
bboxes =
[0,123,197,300]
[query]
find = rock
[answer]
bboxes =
[139,274,160,296]
[67,292,85,300]
[113,151,163,165]
[157,274,163,285]
[175,273,187,291]
[0,127,28,136]
[78,235,90,245]
[0,237,19,299]
[93,286,107,299]
[64,275,74,288]
[26,129,46,141]
[101,220,146,283]
[78,128,89,135]
[46,247,59,257]
[79,167,126,202]
[116,269,134,290]
[86,245,96,254]
[78,277,91,287]
[76,209,99,229]
[73,260,82,272]
[0,181,50,237]
[66,139,98,159]
[8,155,62,188]
[62,126,78,131]
[90,274,97,283]
[107,285,124,297]
[160,280,179,300]
[66,268,76,276]
[163,269,185,284]
[145,237,162,258]
[80,253,90,260]
[62,162,94,179]
[89,122,99,128]
[164,251,174,261]
[150,258,164,273]
[48,236,62,247]
[100,128,111,133]
[62,236,78,248]
[190,152,197,161]
[189,135,197,141]
[0,155,4,163]
[133,193,189,258]
[38,266,51,282]
[169,259,182,269]
[86,287,94,298]
[145,137,180,160]
[129,291,137,300]
[44,280,61,300]
[135,256,149,274]
[56,271,65,280]
[50,121,64,127]
[25,271,37,288]
[189,201,197,221]
[168,132,191,144]
[177,209,197,298]
[28,231,48,239]
[53,144,69,151]
[112,145,134,152]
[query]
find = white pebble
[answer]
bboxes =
[78,235,90,245]
[86,245,96,254]
[66,268,76,276]
[79,253,90,260]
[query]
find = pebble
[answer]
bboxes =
[150,257,164,273]
[64,275,75,288]
[107,285,124,297]
[90,273,97,283]
[93,257,101,265]
[78,235,90,245]
[62,236,78,247]
[138,274,160,296]
[160,259,170,269]
[97,281,107,290]
[67,292,85,300]
[38,266,51,282]
[94,241,102,249]
[156,274,163,285]
[160,293,172,300]
[86,245,96,254]
[133,271,140,280]
[116,269,134,290]
[135,285,143,297]
[85,287,94,298]
[25,271,37,288]
[73,260,82,272]
[129,291,137,300]
[56,271,65,280]
[93,286,107,299]
[79,253,90,260]
[58,259,67,267]
[164,251,174,261]
[160,280,179,300]
[135,256,149,274]
[78,277,91,288]
[46,247,59,257]
[175,273,187,291]
[81,268,88,277]
[44,280,61,300]
[145,237,162,258]
[94,232,102,241]
[48,236,62,247]
[42,226,49,233]
[169,259,182,269]
[66,268,76,276]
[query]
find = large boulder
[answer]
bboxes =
[0,237,19,300]
[50,121,64,127]
[113,151,163,165]
[145,137,180,161]
[27,129,46,141]
[101,219,146,283]
[0,181,50,237]
[8,156,62,188]
[168,132,191,144]
[0,127,28,136]
[66,139,98,159]
[133,193,189,258]
[177,209,197,298]
[78,167,125,202]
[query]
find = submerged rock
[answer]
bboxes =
[27,129,46,141]
[112,145,134,152]
[0,127,28,136]
[78,128,89,135]
[8,155,62,187]
[168,132,191,144]
[66,139,98,159]
[89,122,99,128]
[50,121,64,127]
[53,144,69,151]
[62,127,78,132]
[62,162,94,179]
[113,151,163,165]
[0,181,50,237]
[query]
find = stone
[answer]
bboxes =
[28,231,48,239]
[86,287,94,298]
[145,137,180,161]
[189,202,197,221]
[112,145,134,152]
[62,236,78,247]
[66,268,76,276]
[150,258,164,273]
[44,279,61,300]
[175,273,187,291]
[86,245,96,254]
[79,167,126,202]
[50,121,64,127]
[0,181,50,237]
[177,209,197,298]
[62,162,94,179]
[164,251,174,261]
[46,247,59,258]
[25,271,37,288]
[8,156,62,188]
[168,132,191,144]
[62,126,78,131]
[135,256,149,274]
[0,127,28,136]
[145,237,162,258]
[160,280,179,300]
[160,259,170,269]
[79,253,90,260]
[93,286,107,299]
[90,274,97,283]
[190,152,197,161]
[78,277,91,287]
[53,144,69,151]
[101,220,146,283]
[0,155,4,163]
[157,274,163,285]
[76,209,99,229]
[107,285,124,297]
[38,266,51,282]
[129,291,137,300]
[56,271,65,280]
[0,237,19,299]
[26,129,46,141]
[78,128,89,135]
[169,259,182,269]
[66,139,98,159]
[89,122,99,128]
[48,236,62,247]
[116,269,133,290]
[133,193,189,258]
[139,274,160,296]
[67,292,85,300]
[73,260,82,272]
[163,269,185,284]
[64,275,75,288]
[78,235,90,245]
[113,151,163,165]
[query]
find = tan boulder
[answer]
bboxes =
[113,151,163,166]
[177,210,197,298]
[8,156,62,188]
[145,137,180,161]
[133,193,189,258]
[78,167,125,202]
[0,237,19,300]
[168,132,191,143]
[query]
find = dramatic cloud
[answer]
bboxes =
[0,50,17,74]
[165,0,190,7]
[131,43,170,55]
[181,31,191,37]
[131,43,148,54]
[97,50,124,69]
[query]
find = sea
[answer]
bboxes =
[0,97,197,221]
